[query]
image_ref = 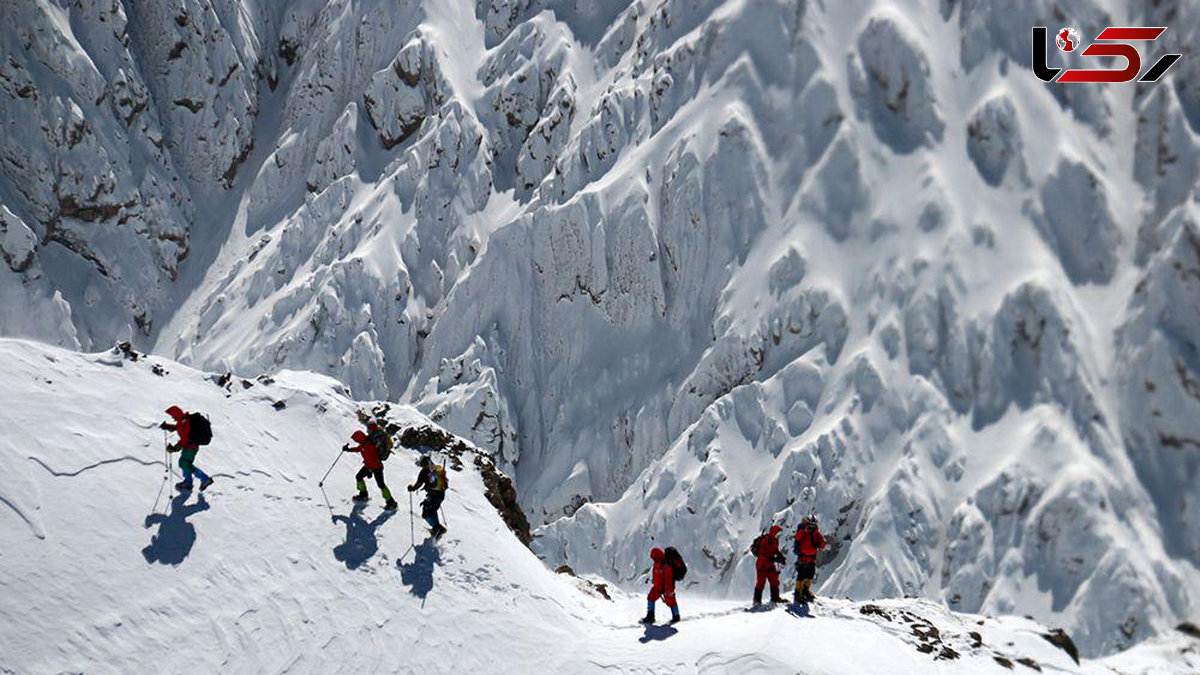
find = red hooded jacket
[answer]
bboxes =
[346,430,383,470]
[794,525,826,563]
[650,547,674,595]
[165,406,195,449]
[755,526,784,570]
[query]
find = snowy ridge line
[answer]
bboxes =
[1,340,1197,673]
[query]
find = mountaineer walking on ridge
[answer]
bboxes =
[408,455,448,538]
[161,405,214,492]
[642,547,685,625]
[751,525,786,605]
[344,429,398,510]
[793,516,826,604]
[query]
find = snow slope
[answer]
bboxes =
[2,0,1199,659]
[1,338,1197,674]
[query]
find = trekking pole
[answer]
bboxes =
[319,483,336,519]
[408,490,416,547]
[317,448,344,487]
[163,429,173,498]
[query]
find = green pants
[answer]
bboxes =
[178,447,208,482]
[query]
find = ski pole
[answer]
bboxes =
[317,448,344,487]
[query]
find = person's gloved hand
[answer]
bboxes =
[159,422,172,430]
[407,484,418,492]
[342,444,353,452]
[166,443,180,453]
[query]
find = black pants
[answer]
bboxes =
[421,490,445,520]
[356,466,390,493]
[796,561,816,580]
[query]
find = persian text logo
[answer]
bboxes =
[1032,26,1182,83]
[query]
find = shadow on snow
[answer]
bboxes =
[785,603,812,619]
[398,537,441,601]
[638,624,679,643]
[332,501,396,570]
[142,492,210,565]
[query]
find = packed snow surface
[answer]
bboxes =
[1,339,1197,674]
[2,0,1199,660]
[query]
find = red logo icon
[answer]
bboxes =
[1056,27,1080,52]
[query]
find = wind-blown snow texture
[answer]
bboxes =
[1,0,1198,659]
[1,339,1197,674]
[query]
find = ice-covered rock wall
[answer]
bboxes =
[2,0,1198,656]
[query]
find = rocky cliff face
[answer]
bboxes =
[1,0,1197,656]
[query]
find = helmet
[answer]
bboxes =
[351,430,368,443]
[418,455,431,468]
[650,547,664,561]
[165,405,185,420]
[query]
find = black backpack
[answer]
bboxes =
[750,533,767,556]
[187,413,213,446]
[368,426,393,461]
[664,546,687,581]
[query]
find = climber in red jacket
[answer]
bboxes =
[642,547,681,625]
[752,525,786,605]
[793,516,826,604]
[160,405,213,492]
[343,429,397,510]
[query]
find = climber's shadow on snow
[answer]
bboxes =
[142,492,210,565]
[332,501,395,570]
[638,624,678,643]
[398,537,441,602]
[786,603,812,619]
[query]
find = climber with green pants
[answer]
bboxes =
[343,429,398,510]
[161,405,214,491]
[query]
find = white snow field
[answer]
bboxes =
[2,0,1200,665]
[0,339,1196,674]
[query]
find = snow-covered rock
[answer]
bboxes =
[0,205,36,272]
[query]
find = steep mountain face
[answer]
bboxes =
[1,0,1198,658]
